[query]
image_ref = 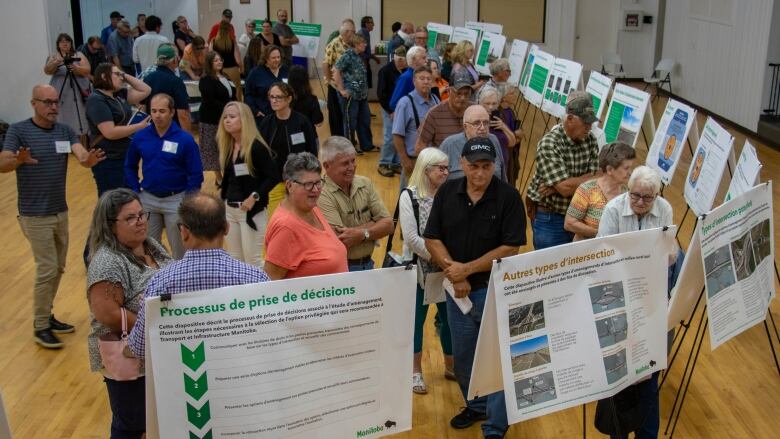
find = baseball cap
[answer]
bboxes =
[566,90,598,124]
[450,68,474,91]
[110,11,123,19]
[462,137,496,162]
[222,9,233,18]
[157,44,177,62]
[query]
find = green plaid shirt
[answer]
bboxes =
[527,124,599,215]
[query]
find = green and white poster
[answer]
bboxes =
[602,84,651,148]
[523,48,554,108]
[451,27,479,54]
[541,58,583,118]
[519,44,539,96]
[475,32,507,75]
[507,39,529,86]
[725,141,762,201]
[426,23,453,58]
[288,22,322,59]
[144,267,415,439]
[584,70,613,121]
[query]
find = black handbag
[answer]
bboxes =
[594,383,647,436]
[382,188,418,268]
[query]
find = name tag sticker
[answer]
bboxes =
[162,140,178,154]
[234,163,250,176]
[282,78,289,84]
[55,141,71,154]
[290,132,306,145]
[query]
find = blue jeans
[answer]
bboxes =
[610,372,660,439]
[339,95,374,151]
[531,210,573,250]
[348,258,374,272]
[447,286,508,437]
[104,376,146,439]
[379,109,400,166]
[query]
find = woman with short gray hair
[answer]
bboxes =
[264,153,348,279]
[598,165,671,236]
[86,188,173,438]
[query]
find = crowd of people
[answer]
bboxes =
[0,9,685,439]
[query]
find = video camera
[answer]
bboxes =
[63,56,80,66]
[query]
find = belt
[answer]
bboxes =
[146,190,180,198]
[226,201,243,208]
[347,255,373,265]
[536,205,552,213]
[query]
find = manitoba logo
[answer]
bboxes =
[356,421,396,437]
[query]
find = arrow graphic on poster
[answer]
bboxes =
[181,342,205,371]
[184,371,209,400]
[189,430,213,439]
[187,401,211,429]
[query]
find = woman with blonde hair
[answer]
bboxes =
[210,21,243,100]
[217,101,280,266]
[398,147,454,393]
[450,40,484,98]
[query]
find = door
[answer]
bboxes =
[574,0,619,73]
[198,0,229,40]
[45,0,74,51]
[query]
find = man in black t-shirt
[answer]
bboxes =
[78,36,108,80]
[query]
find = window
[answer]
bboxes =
[381,0,450,40]
[479,0,546,43]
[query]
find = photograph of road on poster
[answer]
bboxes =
[510,335,551,373]
[603,349,628,384]
[509,301,545,337]
[595,313,628,348]
[704,245,736,299]
[514,371,557,409]
[750,220,771,263]
[589,281,626,313]
[731,231,757,281]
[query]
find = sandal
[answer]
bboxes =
[412,372,428,394]
[444,369,456,381]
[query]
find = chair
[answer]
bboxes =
[643,58,675,99]
[601,53,627,81]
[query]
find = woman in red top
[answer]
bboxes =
[264,152,348,279]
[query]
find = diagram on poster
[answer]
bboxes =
[144,267,416,439]
[646,99,697,185]
[507,40,529,85]
[585,71,613,121]
[284,22,321,59]
[700,182,775,350]
[469,228,675,424]
[541,58,583,118]
[603,84,650,148]
[426,23,453,58]
[519,45,539,95]
[523,49,554,108]
[451,27,479,50]
[683,117,735,216]
[725,141,761,201]
[475,32,507,75]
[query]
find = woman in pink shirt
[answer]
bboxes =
[264,152,348,279]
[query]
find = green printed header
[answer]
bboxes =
[701,200,752,236]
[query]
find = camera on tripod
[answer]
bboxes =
[63,56,79,66]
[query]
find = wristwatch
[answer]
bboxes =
[251,192,260,201]
[362,229,370,241]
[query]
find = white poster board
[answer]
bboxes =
[646,99,697,185]
[585,71,613,121]
[451,27,480,50]
[465,21,503,39]
[602,84,651,149]
[700,182,775,349]
[475,32,507,75]
[469,228,676,423]
[683,117,735,216]
[287,22,322,59]
[426,23,453,58]
[725,141,762,201]
[507,39,530,86]
[519,44,539,96]
[667,228,704,330]
[522,49,554,108]
[541,58,583,118]
[145,268,415,439]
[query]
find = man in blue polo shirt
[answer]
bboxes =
[388,46,429,112]
[142,44,191,131]
[392,65,439,182]
[125,93,203,259]
[101,11,123,45]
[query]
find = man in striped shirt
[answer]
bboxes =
[413,69,473,155]
[0,84,105,348]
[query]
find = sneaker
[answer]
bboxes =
[49,315,75,333]
[412,372,428,394]
[34,328,64,349]
[378,165,395,177]
[390,164,402,174]
[450,407,487,429]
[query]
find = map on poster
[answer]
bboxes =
[683,117,735,216]
[144,268,416,439]
[541,58,583,118]
[646,99,697,185]
[585,71,613,121]
[507,40,530,86]
[602,84,651,148]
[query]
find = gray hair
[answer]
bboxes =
[628,165,662,193]
[320,136,356,163]
[489,58,511,76]
[283,152,322,181]
[478,86,501,103]
[406,46,426,65]
[339,21,355,36]
[599,142,636,172]
[245,19,256,26]
[88,189,152,267]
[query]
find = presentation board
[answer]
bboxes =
[541,58,583,118]
[700,182,775,349]
[519,44,539,96]
[584,71,613,121]
[646,99,697,185]
[475,32,507,75]
[683,117,735,216]
[451,27,479,49]
[144,267,416,439]
[667,229,704,330]
[725,141,762,201]
[262,21,322,59]
[465,21,503,39]
[602,84,651,148]
[523,48,554,108]
[426,23,453,58]
[469,228,676,423]
[507,39,530,86]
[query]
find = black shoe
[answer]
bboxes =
[377,165,395,177]
[34,328,64,349]
[450,407,487,429]
[49,315,75,333]
[390,164,402,174]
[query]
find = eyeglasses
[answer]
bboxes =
[465,120,490,129]
[268,94,289,101]
[292,178,324,191]
[112,71,125,77]
[428,164,449,172]
[111,211,150,226]
[629,192,656,203]
[33,98,59,107]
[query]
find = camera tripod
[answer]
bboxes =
[56,64,88,135]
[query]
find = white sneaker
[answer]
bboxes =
[412,372,428,394]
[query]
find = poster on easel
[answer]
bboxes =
[451,27,480,50]
[507,39,530,86]
[469,228,676,423]
[287,22,322,59]
[465,21,503,42]
[602,84,651,148]
[475,32,507,75]
[144,268,416,439]
[541,58,583,118]
[700,182,775,350]
[426,23,453,58]
[646,99,697,185]
[683,117,735,217]
[725,141,762,201]
[585,71,613,121]
[519,44,539,96]
[523,48,554,108]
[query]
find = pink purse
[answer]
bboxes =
[98,307,141,381]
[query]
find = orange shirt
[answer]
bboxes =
[265,205,348,279]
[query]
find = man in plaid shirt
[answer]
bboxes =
[128,192,269,357]
[526,91,601,250]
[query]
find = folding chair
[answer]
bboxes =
[601,53,627,81]
[643,58,675,99]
